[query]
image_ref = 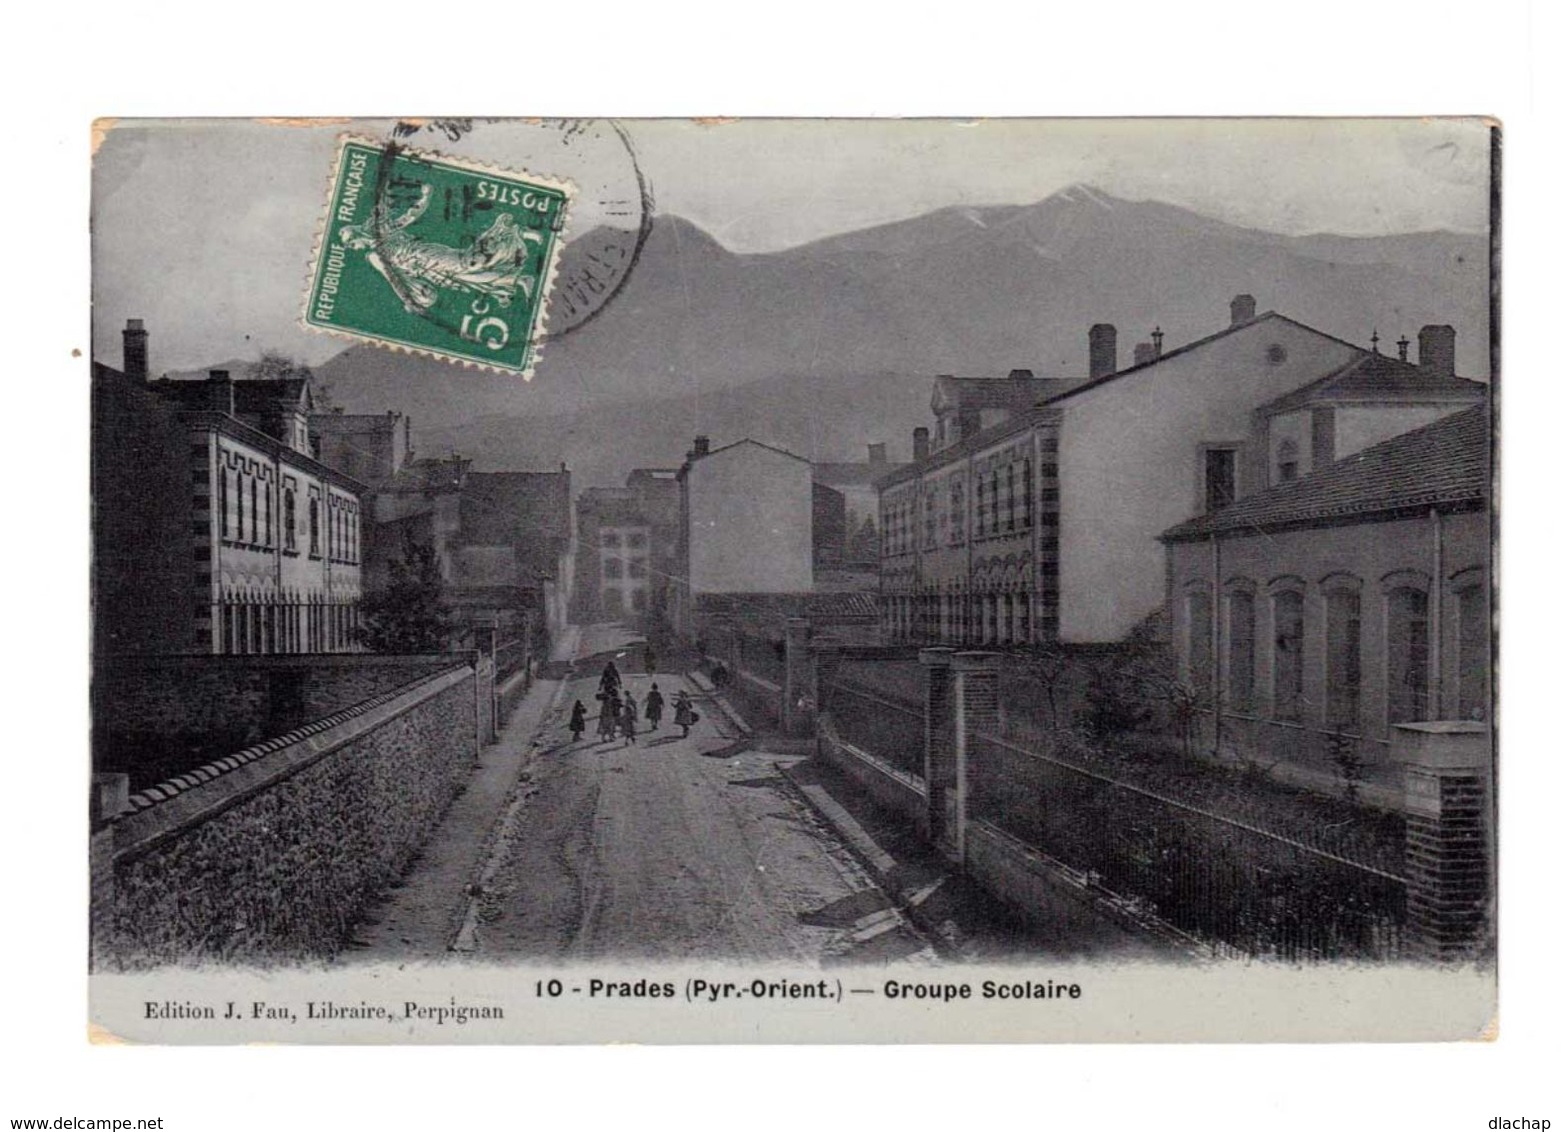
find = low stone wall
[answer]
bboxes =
[964,821,1199,958]
[96,664,480,968]
[94,653,467,789]
[817,715,928,839]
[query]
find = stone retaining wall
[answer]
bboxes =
[95,664,480,968]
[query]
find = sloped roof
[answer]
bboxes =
[1045,311,1367,406]
[458,470,572,546]
[701,437,809,463]
[695,590,879,628]
[1161,406,1489,542]
[1257,350,1487,416]
[934,374,1037,411]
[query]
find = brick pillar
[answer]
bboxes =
[89,773,130,969]
[920,648,955,849]
[950,651,1002,863]
[1395,722,1493,960]
[782,617,814,737]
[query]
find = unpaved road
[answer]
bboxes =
[474,644,928,964]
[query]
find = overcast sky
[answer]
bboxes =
[91,117,1491,371]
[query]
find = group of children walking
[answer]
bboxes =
[567,658,699,747]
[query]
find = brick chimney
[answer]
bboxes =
[1088,323,1117,379]
[1133,342,1156,367]
[912,427,930,462]
[1418,325,1456,380]
[122,318,148,382]
[692,435,711,458]
[207,369,234,415]
[867,442,887,467]
[1230,294,1257,326]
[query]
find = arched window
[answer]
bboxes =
[1323,582,1362,729]
[1226,587,1256,711]
[1386,585,1431,724]
[1454,573,1489,721]
[1185,587,1213,697]
[1272,588,1305,721]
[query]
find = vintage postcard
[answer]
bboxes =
[89,117,1497,1044]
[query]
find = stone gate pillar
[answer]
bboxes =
[782,617,814,737]
[1395,722,1493,960]
[950,651,1002,864]
[919,647,955,850]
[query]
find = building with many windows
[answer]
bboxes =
[92,320,367,655]
[1159,406,1490,804]
[878,298,1487,648]
[574,469,680,626]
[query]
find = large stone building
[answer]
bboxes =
[671,436,815,635]
[1159,406,1491,803]
[93,320,367,656]
[878,298,1487,647]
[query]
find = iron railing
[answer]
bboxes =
[967,730,1408,961]
[822,679,924,780]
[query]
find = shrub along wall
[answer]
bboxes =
[99,665,479,968]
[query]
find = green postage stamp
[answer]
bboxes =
[303,137,572,377]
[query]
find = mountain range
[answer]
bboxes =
[190,185,1492,489]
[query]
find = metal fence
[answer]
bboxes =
[822,680,924,780]
[968,730,1408,961]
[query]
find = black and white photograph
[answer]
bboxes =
[82,115,1499,1045]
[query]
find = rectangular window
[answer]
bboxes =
[975,480,986,537]
[264,483,272,546]
[220,469,230,539]
[1387,587,1431,724]
[1273,590,1305,721]
[284,489,296,550]
[1227,590,1255,711]
[1022,458,1033,528]
[1204,447,1237,512]
[236,471,245,541]
[249,478,258,543]
[1457,584,1488,720]
[308,498,320,558]
[1324,590,1362,729]
[1005,465,1016,531]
